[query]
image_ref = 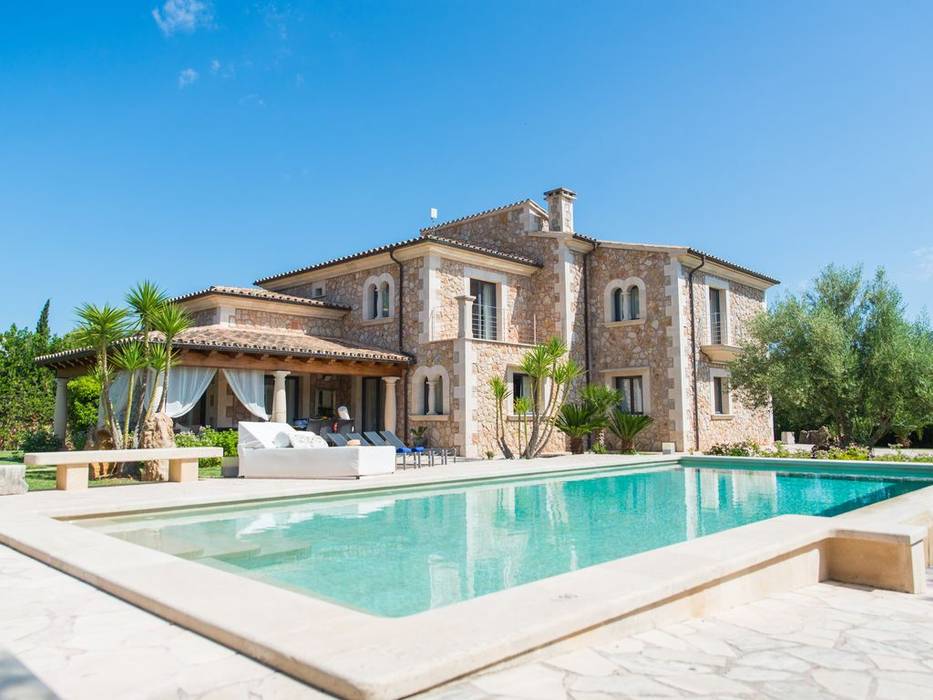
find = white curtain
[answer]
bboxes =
[98,371,132,426]
[223,368,269,420]
[163,367,216,419]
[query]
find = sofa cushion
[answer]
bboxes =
[290,432,328,449]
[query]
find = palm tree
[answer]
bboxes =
[126,281,169,430]
[607,409,654,453]
[112,342,148,448]
[151,303,191,413]
[141,344,171,424]
[514,396,531,456]
[490,377,514,458]
[516,337,583,458]
[580,384,622,448]
[75,303,130,441]
[554,403,598,454]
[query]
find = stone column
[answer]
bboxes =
[382,376,399,433]
[53,377,68,442]
[271,370,290,423]
[426,378,439,415]
[456,295,476,339]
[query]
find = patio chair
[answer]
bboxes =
[307,418,325,435]
[364,431,420,469]
[345,432,371,446]
[380,430,450,466]
[324,432,348,447]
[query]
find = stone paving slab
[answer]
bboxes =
[423,570,933,700]
[3,543,933,700]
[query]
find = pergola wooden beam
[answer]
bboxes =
[176,349,405,377]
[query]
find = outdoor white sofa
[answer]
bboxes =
[237,422,395,479]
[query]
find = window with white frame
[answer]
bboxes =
[710,369,731,415]
[604,278,646,324]
[309,283,325,299]
[362,273,395,321]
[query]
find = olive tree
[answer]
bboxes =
[731,265,933,446]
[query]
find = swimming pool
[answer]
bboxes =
[77,465,932,617]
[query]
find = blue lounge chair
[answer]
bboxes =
[365,431,420,468]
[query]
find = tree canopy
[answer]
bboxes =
[731,265,933,446]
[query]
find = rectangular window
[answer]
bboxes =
[709,288,723,344]
[512,372,531,413]
[614,376,644,415]
[470,279,497,340]
[315,388,336,416]
[713,376,729,415]
[311,284,325,299]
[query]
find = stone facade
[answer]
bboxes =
[173,187,776,457]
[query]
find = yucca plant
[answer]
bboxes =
[151,302,191,413]
[514,396,531,456]
[112,341,148,448]
[126,281,169,430]
[607,409,654,453]
[490,377,514,459]
[75,303,130,441]
[554,403,598,454]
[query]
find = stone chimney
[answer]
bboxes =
[544,187,576,233]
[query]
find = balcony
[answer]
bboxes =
[700,343,740,363]
[701,311,738,362]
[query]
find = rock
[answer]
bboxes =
[85,426,117,479]
[139,412,175,481]
[0,465,27,495]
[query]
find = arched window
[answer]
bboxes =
[380,281,390,318]
[433,376,444,415]
[604,278,646,324]
[411,365,449,415]
[369,284,379,320]
[628,285,640,320]
[612,288,624,322]
[362,273,395,321]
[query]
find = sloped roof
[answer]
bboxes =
[254,233,542,285]
[172,285,350,311]
[36,326,412,368]
[418,198,547,233]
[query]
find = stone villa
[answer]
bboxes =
[41,187,778,456]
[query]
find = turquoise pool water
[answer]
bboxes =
[77,466,933,617]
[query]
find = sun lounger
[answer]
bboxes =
[380,430,453,466]
[364,431,421,468]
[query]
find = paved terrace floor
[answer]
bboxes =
[2,457,933,699]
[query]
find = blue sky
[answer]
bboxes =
[2,1,931,334]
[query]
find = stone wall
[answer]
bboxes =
[233,308,344,337]
[189,308,217,327]
[678,268,774,451]
[467,339,569,458]
[423,203,547,258]
[586,247,678,450]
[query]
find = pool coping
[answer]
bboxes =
[1,454,931,700]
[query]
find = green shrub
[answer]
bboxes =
[175,428,237,469]
[707,441,761,457]
[67,374,100,449]
[824,446,871,461]
[18,429,62,453]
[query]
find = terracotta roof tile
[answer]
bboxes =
[254,233,541,285]
[172,285,350,310]
[418,198,547,233]
[36,326,411,367]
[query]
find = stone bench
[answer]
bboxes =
[0,464,28,495]
[23,448,224,491]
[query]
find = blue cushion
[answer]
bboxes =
[413,446,426,452]
[396,446,412,454]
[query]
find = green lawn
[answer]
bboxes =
[24,464,224,491]
[0,450,23,465]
